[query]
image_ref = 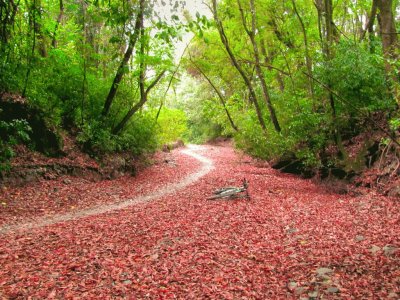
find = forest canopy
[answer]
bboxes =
[0,0,399,175]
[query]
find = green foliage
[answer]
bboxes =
[233,104,328,167]
[0,0,182,158]
[184,98,226,144]
[1,0,399,173]
[77,121,118,153]
[321,41,392,114]
[156,107,188,145]
[389,117,400,132]
[77,113,158,155]
[26,50,86,126]
[117,114,158,155]
[0,118,31,171]
[182,17,398,170]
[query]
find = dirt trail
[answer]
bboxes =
[0,145,213,235]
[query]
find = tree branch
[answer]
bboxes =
[145,70,166,96]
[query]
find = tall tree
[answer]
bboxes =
[0,0,19,45]
[291,0,314,98]
[376,0,399,103]
[102,0,145,117]
[51,0,64,48]
[237,0,281,132]
[360,0,377,42]
[211,0,268,134]
[32,0,47,57]
[189,55,239,132]
[112,67,166,134]
[112,18,167,134]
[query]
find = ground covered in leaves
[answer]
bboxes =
[0,151,199,226]
[0,144,399,299]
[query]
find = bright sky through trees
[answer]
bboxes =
[155,0,212,59]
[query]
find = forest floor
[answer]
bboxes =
[0,144,399,299]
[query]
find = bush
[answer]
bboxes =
[318,41,394,125]
[77,113,158,156]
[116,113,159,155]
[0,118,31,171]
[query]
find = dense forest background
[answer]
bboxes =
[0,0,399,181]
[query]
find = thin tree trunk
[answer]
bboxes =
[270,18,295,50]
[155,102,163,122]
[102,0,144,117]
[211,0,268,134]
[324,0,336,113]
[291,0,314,99]
[360,0,377,53]
[22,0,37,97]
[259,37,285,92]
[360,0,377,41]
[112,70,166,135]
[314,0,325,50]
[51,0,64,48]
[324,0,334,59]
[81,57,87,125]
[155,38,192,122]
[245,0,281,132]
[324,0,347,157]
[190,58,239,132]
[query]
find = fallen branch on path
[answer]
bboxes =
[207,178,250,200]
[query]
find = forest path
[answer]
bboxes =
[0,145,213,235]
[0,144,399,298]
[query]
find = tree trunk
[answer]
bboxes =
[291,0,314,99]
[376,0,398,61]
[102,0,144,117]
[360,0,378,53]
[360,0,377,41]
[324,0,347,157]
[33,0,47,57]
[244,0,281,132]
[191,59,239,132]
[324,0,336,112]
[324,0,334,59]
[314,0,324,48]
[211,0,268,134]
[259,37,285,92]
[0,0,19,44]
[112,70,166,135]
[51,0,64,48]
[269,18,295,50]
[22,0,37,97]
[376,0,399,103]
[314,0,347,155]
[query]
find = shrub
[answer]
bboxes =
[77,113,158,156]
[0,118,31,171]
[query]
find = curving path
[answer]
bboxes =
[0,145,214,235]
[0,144,398,299]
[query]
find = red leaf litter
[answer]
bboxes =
[0,150,200,226]
[0,144,399,299]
